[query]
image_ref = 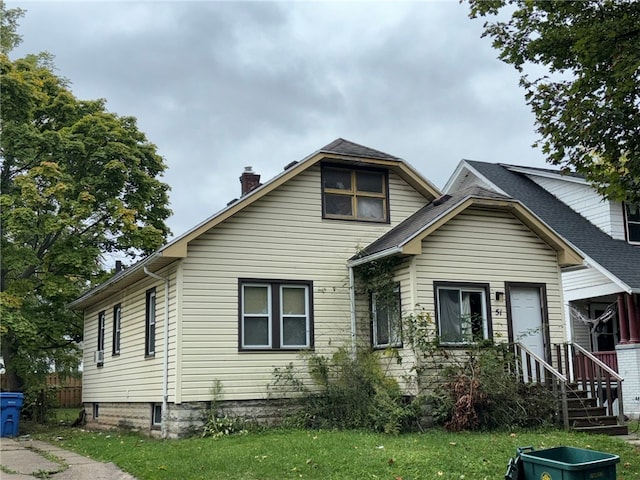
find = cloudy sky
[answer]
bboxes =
[9,0,549,239]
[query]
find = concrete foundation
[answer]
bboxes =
[83,398,295,438]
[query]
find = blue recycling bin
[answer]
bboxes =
[0,392,24,437]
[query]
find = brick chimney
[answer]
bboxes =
[240,166,261,196]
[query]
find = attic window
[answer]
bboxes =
[322,165,388,222]
[625,203,640,244]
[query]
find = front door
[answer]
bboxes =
[508,285,548,381]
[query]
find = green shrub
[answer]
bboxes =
[270,348,423,434]
[201,380,252,439]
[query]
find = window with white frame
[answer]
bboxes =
[112,304,121,355]
[239,280,313,350]
[322,165,389,222]
[97,311,105,366]
[435,283,491,345]
[152,403,162,427]
[372,284,402,348]
[145,288,156,356]
[625,203,640,243]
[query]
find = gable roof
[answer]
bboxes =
[319,138,400,160]
[457,160,640,293]
[69,139,441,310]
[349,185,583,268]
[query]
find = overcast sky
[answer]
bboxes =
[9,1,549,239]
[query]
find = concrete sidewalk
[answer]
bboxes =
[0,437,136,480]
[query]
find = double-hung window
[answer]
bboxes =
[322,165,389,222]
[625,203,640,243]
[240,280,313,350]
[97,311,105,366]
[145,288,156,356]
[435,283,491,345]
[112,304,121,355]
[372,284,402,348]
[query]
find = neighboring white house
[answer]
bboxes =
[444,161,640,419]
[69,140,583,437]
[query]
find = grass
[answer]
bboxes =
[30,426,640,480]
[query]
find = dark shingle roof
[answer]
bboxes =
[466,161,640,291]
[355,186,512,259]
[320,138,400,161]
[496,163,585,180]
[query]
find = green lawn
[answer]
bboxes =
[32,427,639,480]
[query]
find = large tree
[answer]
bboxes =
[0,3,171,393]
[468,0,640,204]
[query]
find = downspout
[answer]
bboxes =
[348,266,357,358]
[144,267,170,439]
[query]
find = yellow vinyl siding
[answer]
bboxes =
[412,208,565,346]
[82,265,179,403]
[178,165,428,401]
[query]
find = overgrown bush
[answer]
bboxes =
[270,348,423,434]
[21,384,58,424]
[421,343,556,431]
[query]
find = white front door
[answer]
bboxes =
[510,286,546,381]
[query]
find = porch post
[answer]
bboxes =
[617,293,629,344]
[626,293,640,344]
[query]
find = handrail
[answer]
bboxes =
[516,343,567,382]
[571,342,624,382]
[515,343,569,429]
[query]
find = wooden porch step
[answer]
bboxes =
[567,406,607,418]
[570,416,619,428]
[566,397,598,408]
[572,424,629,436]
[566,388,590,398]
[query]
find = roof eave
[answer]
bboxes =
[68,252,176,310]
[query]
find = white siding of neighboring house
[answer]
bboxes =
[82,264,179,403]
[411,208,566,347]
[561,267,621,302]
[177,165,429,402]
[528,176,627,239]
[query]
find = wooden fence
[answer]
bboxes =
[0,374,82,408]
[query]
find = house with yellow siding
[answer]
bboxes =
[70,139,583,437]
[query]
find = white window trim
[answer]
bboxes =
[436,285,489,346]
[372,285,402,348]
[624,203,640,244]
[279,284,310,349]
[152,403,162,427]
[146,289,156,356]
[113,304,121,355]
[241,283,273,349]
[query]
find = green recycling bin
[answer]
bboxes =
[518,446,619,480]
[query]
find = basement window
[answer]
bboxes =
[152,403,162,428]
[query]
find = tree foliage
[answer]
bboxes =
[469,0,640,204]
[0,1,24,54]
[0,5,171,392]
